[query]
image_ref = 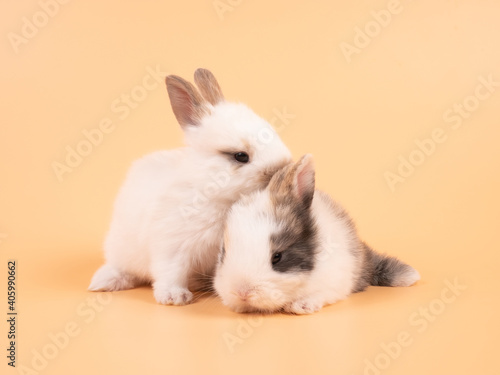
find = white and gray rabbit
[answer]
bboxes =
[89,68,292,305]
[214,154,420,314]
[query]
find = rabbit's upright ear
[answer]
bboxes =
[194,68,224,106]
[293,154,315,208]
[166,75,208,127]
[269,154,315,209]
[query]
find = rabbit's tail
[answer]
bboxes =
[354,242,420,291]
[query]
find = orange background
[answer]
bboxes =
[1,1,499,374]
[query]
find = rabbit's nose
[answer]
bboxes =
[235,286,255,302]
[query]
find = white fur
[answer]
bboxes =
[214,193,305,312]
[284,191,358,313]
[214,155,418,315]
[214,190,357,314]
[391,267,421,287]
[89,99,291,305]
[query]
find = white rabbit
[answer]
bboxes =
[214,154,420,314]
[89,69,292,305]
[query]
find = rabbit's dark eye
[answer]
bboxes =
[272,252,282,265]
[234,152,249,163]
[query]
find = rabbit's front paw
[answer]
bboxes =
[153,285,193,305]
[283,298,323,315]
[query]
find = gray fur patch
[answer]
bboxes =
[269,196,318,273]
[219,243,226,264]
[353,242,415,292]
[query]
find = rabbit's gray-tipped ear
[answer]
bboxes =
[294,154,315,208]
[269,154,315,209]
[166,75,208,127]
[194,68,224,106]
